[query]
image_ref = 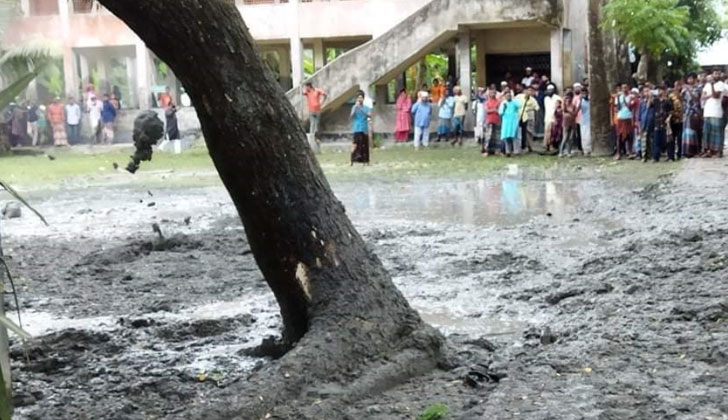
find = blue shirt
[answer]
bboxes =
[438,96,455,119]
[101,101,117,123]
[351,105,371,133]
[411,101,432,128]
[616,94,633,120]
[639,99,654,130]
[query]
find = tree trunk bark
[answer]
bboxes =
[97,0,445,417]
[637,51,650,83]
[588,0,613,156]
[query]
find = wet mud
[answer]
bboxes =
[3,160,728,419]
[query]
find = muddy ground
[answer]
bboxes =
[2,159,728,419]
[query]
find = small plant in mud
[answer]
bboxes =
[418,403,448,420]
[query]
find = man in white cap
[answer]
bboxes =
[497,81,509,100]
[543,84,562,151]
[87,94,103,144]
[521,67,534,89]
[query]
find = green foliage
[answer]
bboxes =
[603,0,689,59]
[406,53,448,93]
[419,403,448,420]
[37,59,64,98]
[0,41,62,108]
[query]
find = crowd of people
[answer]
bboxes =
[399,66,727,162]
[304,66,727,165]
[393,69,592,157]
[3,84,185,148]
[4,86,119,147]
[610,69,726,161]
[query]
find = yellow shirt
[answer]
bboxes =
[515,94,540,122]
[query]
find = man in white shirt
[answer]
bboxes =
[702,70,725,157]
[65,97,82,144]
[543,84,562,151]
[521,67,534,89]
[87,95,103,144]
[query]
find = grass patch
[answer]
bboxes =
[0,142,682,191]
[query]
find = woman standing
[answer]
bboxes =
[394,89,412,142]
[350,91,372,165]
[499,90,521,157]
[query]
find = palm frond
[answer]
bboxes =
[0,70,39,109]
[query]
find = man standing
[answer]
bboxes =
[65,97,82,144]
[615,84,638,160]
[521,67,534,88]
[100,94,117,144]
[652,84,673,162]
[451,86,469,146]
[87,95,103,144]
[483,88,501,156]
[27,102,39,146]
[668,81,683,159]
[638,87,655,162]
[516,86,540,153]
[47,97,68,146]
[411,91,432,150]
[543,84,562,152]
[701,72,725,157]
[302,82,327,149]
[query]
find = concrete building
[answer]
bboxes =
[3,0,588,138]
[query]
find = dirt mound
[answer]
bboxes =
[75,234,205,267]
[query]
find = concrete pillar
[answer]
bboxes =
[313,38,325,71]
[125,56,136,107]
[97,57,108,91]
[20,0,29,16]
[290,37,304,88]
[62,47,77,99]
[457,31,472,99]
[79,54,89,86]
[278,47,292,91]
[57,0,69,38]
[457,31,472,130]
[135,39,151,109]
[550,28,564,92]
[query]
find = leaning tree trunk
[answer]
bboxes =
[588,0,613,156]
[98,0,445,418]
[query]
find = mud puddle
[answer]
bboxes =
[5,161,728,419]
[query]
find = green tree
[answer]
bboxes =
[603,0,689,81]
[661,0,724,80]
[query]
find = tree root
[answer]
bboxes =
[189,322,451,420]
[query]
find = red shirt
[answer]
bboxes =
[303,88,326,113]
[485,98,501,125]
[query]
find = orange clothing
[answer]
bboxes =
[430,85,445,103]
[47,103,65,124]
[303,88,326,113]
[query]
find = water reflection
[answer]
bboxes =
[339,178,582,226]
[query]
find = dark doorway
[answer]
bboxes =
[485,53,550,87]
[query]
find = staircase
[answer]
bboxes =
[286,0,560,119]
